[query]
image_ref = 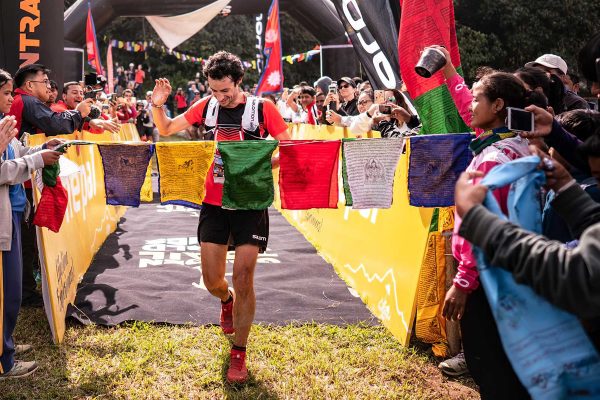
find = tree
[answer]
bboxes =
[98,12,320,93]
[455,0,600,88]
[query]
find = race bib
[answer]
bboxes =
[213,151,225,184]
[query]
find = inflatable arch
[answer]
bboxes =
[62,0,360,82]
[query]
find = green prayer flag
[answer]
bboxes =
[42,163,60,187]
[219,140,279,210]
[341,138,354,206]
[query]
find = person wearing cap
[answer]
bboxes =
[526,54,589,111]
[324,77,359,117]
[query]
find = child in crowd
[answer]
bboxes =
[434,46,535,399]
[0,69,63,379]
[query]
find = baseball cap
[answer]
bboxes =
[146,91,153,97]
[337,77,356,88]
[525,54,568,75]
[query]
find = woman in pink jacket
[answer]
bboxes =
[432,46,533,399]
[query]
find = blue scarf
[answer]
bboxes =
[476,156,600,399]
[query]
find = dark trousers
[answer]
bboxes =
[1,212,23,373]
[21,188,38,302]
[460,285,530,400]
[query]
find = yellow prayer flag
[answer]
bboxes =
[139,160,153,203]
[156,142,215,208]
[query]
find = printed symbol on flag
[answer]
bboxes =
[265,29,278,44]
[267,71,281,88]
[364,159,386,185]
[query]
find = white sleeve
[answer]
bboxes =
[349,113,373,135]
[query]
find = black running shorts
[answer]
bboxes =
[198,203,269,252]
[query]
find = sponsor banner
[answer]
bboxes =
[0,0,65,86]
[331,0,401,89]
[274,124,433,346]
[30,124,140,343]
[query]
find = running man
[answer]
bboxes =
[150,51,290,383]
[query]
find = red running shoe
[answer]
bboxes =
[220,288,235,334]
[227,348,248,383]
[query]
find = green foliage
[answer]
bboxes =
[455,0,600,86]
[455,25,505,82]
[98,12,319,93]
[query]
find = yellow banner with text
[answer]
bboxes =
[30,124,140,343]
[274,124,433,346]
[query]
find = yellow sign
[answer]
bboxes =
[30,126,141,343]
[155,142,215,208]
[274,124,433,346]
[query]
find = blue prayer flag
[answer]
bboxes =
[408,133,473,207]
[98,144,154,207]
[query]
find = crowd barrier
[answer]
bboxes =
[274,124,433,346]
[29,123,435,347]
[29,124,140,343]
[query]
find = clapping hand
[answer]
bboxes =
[0,116,18,154]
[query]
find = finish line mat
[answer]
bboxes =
[69,198,377,326]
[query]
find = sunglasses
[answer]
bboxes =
[339,84,351,89]
[358,99,371,106]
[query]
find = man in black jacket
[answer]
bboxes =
[7,64,93,306]
[455,144,599,320]
[8,64,92,138]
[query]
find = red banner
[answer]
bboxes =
[255,0,283,95]
[398,0,461,99]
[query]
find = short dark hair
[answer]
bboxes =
[203,51,244,83]
[0,69,12,89]
[49,80,58,90]
[300,86,316,97]
[579,32,600,83]
[62,81,81,95]
[14,63,50,88]
[578,126,600,158]
[557,109,600,142]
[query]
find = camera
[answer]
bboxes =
[88,105,102,119]
[84,72,106,100]
[378,104,392,115]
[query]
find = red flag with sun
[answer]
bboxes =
[255,0,283,95]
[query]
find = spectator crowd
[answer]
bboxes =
[0,25,599,400]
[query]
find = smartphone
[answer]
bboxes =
[374,90,386,105]
[328,83,337,94]
[378,104,392,115]
[507,107,534,132]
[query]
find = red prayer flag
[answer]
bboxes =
[398,0,461,99]
[86,5,104,75]
[278,140,340,209]
[255,0,283,95]
[33,177,68,233]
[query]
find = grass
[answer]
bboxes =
[1,308,478,399]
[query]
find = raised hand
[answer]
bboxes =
[0,116,18,154]
[152,78,172,107]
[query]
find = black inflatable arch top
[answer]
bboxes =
[64,0,359,79]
